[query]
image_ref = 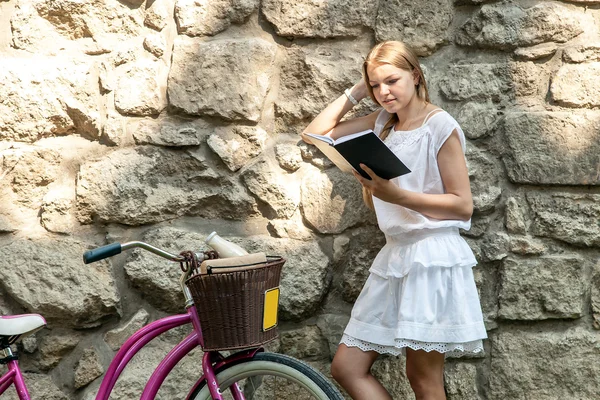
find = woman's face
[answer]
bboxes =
[366,63,418,113]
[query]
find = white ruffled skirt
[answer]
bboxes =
[341,227,487,357]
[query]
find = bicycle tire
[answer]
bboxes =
[190,352,344,400]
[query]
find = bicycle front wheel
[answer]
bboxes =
[191,352,344,400]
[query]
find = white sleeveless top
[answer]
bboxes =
[372,109,471,236]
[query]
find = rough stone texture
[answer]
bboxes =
[316,313,351,359]
[132,117,208,147]
[2,373,68,400]
[104,309,150,351]
[76,146,257,225]
[123,228,209,313]
[335,226,385,303]
[503,112,600,186]
[35,331,81,371]
[509,236,546,256]
[301,166,373,234]
[505,196,528,235]
[439,63,512,102]
[143,32,167,58]
[279,325,330,360]
[262,0,376,38]
[4,147,61,208]
[526,192,600,247]
[466,145,503,214]
[10,0,144,53]
[498,256,586,320]
[208,126,268,171]
[510,61,542,97]
[592,265,600,330]
[241,159,300,218]
[0,238,119,327]
[563,44,600,63]
[456,3,586,50]
[276,43,368,128]
[275,143,303,172]
[145,0,171,31]
[445,362,482,400]
[480,232,509,262]
[169,37,276,122]
[551,63,600,107]
[40,191,77,234]
[514,42,558,60]
[238,235,331,321]
[0,57,101,142]
[74,348,104,389]
[456,102,499,140]
[114,59,168,116]
[175,0,258,36]
[489,328,600,400]
[267,212,315,240]
[375,0,453,56]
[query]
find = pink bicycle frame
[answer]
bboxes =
[95,305,260,400]
[0,358,31,400]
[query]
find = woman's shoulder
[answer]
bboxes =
[424,106,461,131]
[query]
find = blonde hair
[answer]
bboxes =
[361,41,430,210]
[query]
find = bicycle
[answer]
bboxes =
[0,239,344,399]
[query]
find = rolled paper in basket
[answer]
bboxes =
[199,252,267,274]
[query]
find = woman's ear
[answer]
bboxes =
[413,69,420,85]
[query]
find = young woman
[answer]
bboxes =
[301,41,487,400]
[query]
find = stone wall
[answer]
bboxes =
[0,0,599,399]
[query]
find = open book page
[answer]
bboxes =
[333,129,373,144]
[305,135,355,173]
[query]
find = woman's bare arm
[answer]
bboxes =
[353,130,473,221]
[301,81,380,143]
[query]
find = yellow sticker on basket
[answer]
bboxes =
[263,287,280,331]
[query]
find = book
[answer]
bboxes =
[304,130,411,180]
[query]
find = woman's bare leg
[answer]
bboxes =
[405,348,446,400]
[330,344,392,400]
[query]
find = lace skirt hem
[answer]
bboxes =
[340,333,484,358]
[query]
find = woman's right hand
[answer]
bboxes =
[350,79,369,103]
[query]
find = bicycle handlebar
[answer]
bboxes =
[83,241,188,264]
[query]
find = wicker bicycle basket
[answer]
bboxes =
[186,256,285,351]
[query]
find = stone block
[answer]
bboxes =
[279,325,330,360]
[503,112,600,186]
[208,126,268,172]
[456,102,499,140]
[132,117,207,147]
[1,373,67,400]
[551,62,600,107]
[439,63,511,102]
[104,309,150,351]
[498,256,585,320]
[175,0,258,36]
[300,166,373,234]
[275,143,303,172]
[526,191,600,247]
[276,43,368,128]
[375,0,453,56]
[169,36,276,122]
[445,362,482,400]
[74,348,103,389]
[241,159,300,219]
[456,3,586,50]
[563,44,600,63]
[0,57,101,142]
[0,238,119,327]
[76,146,258,225]
[489,328,600,399]
[262,0,375,38]
[514,43,558,60]
[114,59,168,116]
[505,196,528,235]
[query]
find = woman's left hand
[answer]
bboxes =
[352,164,404,204]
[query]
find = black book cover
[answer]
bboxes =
[333,132,411,180]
